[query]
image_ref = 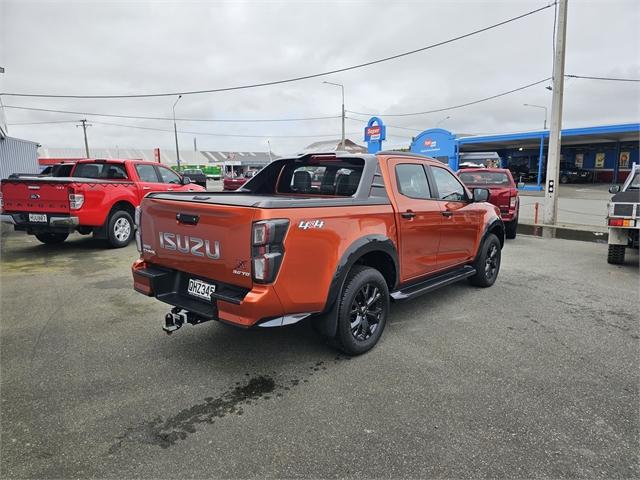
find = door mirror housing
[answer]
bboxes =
[182,176,191,185]
[473,188,490,203]
[608,185,620,194]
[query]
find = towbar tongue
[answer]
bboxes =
[163,307,212,334]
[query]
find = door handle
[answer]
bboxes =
[401,211,416,219]
[142,186,151,190]
[167,188,174,191]
[442,211,453,217]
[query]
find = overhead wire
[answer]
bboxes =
[0,3,554,99]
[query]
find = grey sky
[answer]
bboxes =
[1,0,638,155]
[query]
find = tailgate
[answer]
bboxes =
[488,187,512,209]
[139,197,257,289]
[1,178,71,213]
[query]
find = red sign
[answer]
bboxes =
[366,126,381,137]
[153,148,161,163]
[424,139,433,147]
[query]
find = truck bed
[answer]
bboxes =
[147,191,390,209]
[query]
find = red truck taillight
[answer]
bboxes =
[68,187,84,210]
[251,219,289,283]
[509,196,517,208]
[135,206,142,253]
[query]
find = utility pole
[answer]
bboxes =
[77,119,91,157]
[267,140,273,162]
[193,137,197,152]
[323,81,345,150]
[172,95,182,170]
[543,0,568,236]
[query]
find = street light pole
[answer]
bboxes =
[172,95,182,169]
[543,0,568,235]
[523,103,548,130]
[323,81,345,150]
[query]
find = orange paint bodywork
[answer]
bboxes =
[132,153,500,328]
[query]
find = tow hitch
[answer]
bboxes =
[163,307,211,334]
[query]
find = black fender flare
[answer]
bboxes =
[481,217,505,250]
[313,234,399,337]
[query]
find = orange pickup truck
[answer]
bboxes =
[132,151,504,355]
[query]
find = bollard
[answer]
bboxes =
[534,202,539,225]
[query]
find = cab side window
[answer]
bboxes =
[395,163,431,200]
[135,164,160,183]
[157,166,182,184]
[431,167,466,202]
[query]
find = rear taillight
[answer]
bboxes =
[509,196,517,208]
[135,206,142,253]
[609,218,634,227]
[251,219,289,283]
[0,191,3,211]
[68,188,84,210]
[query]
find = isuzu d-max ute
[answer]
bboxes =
[132,151,505,355]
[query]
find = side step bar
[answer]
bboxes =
[390,265,476,301]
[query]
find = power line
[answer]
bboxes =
[346,116,423,132]
[566,74,640,82]
[0,3,554,99]
[90,120,412,139]
[347,77,552,117]
[7,119,80,125]
[2,105,339,123]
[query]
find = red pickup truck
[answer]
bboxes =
[457,167,519,239]
[1,159,204,247]
[132,151,504,355]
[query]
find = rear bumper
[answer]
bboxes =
[1,212,79,232]
[131,260,305,328]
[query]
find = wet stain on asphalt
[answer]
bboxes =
[109,376,277,451]
[109,356,352,452]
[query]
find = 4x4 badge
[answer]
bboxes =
[298,220,324,230]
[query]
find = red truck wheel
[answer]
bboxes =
[107,211,134,248]
[335,265,390,356]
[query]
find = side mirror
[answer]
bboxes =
[517,182,525,189]
[473,188,490,203]
[608,185,620,194]
[182,176,191,185]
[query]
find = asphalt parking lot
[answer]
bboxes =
[0,232,638,479]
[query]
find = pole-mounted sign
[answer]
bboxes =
[364,117,386,153]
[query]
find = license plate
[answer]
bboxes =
[187,278,216,300]
[28,214,47,223]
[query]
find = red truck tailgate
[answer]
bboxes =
[139,197,256,289]
[1,178,71,213]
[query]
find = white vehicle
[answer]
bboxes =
[606,163,639,264]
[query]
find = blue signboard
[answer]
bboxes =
[364,117,387,153]
[410,128,458,169]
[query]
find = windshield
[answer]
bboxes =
[628,172,640,190]
[458,171,512,186]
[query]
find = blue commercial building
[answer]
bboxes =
[408,123,640,187]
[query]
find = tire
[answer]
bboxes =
[505,217,518,239]
[607,244,625,265]
[560,175,569,184]
[334,265,390,356]
[468,233,501,287]
[34,232,68,244]
[107,210,133,248]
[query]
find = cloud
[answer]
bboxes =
[1,0,638,155]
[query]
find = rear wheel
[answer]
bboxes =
[505,217,518,239]
[469,233,501,287]
[34,232,68,245]
[607,244,626,265]
[107,210,133,248]
[334,265,390,356]
[560,174,569,184]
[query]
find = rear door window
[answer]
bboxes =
[395,164,431,199]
